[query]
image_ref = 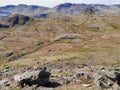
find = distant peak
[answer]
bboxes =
[61,2,73,5]
[57,2,73,7]
[18,4,28,7]
[5,5,16,7]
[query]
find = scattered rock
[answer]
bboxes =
[101,35,111,39]
[3,51,14,57]
[53,34,80,42]
[1,65,120,90]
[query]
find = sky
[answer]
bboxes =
[0,0,120,7]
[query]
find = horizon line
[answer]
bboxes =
[0,2,120,8]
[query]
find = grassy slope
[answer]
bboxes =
[0,14,120,70]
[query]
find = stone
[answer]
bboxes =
[98,75,113,89]
[3,51,14,57]
[33,66,40,70]
[0,79,10,87]
[37,67,51,86]
[75,73,85,79]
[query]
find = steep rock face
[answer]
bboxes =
[0,14,31,28]
[7,14,31,27]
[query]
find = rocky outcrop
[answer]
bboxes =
[0,14,32,28]
[7,14,31,27]
[53,34,80,42]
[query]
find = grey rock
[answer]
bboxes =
[98,75,114,89]
[75,73,85,79]
[53,34,80,42]
[33,66,40,70]
[93,68,120,89]
[36,86,53,90]
[0,79,10,87]
[22,86,53,90]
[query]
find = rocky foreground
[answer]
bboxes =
[0,64,120,90]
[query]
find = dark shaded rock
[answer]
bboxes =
[76,73,85,79]
[35,14,48,18]
[3,51,14,57]
[0,24,9,28]
[18,78,34,88]
[115,72,120,85]
[37,67,51,86]
[7,14,31,27]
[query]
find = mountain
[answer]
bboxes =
[0,4,49,18]
[54,3,98,15]
[0,3,120,18]
[112,4,120,8]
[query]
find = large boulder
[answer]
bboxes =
[14,67,51,87]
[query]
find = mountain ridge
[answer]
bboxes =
[0,3,120,18]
